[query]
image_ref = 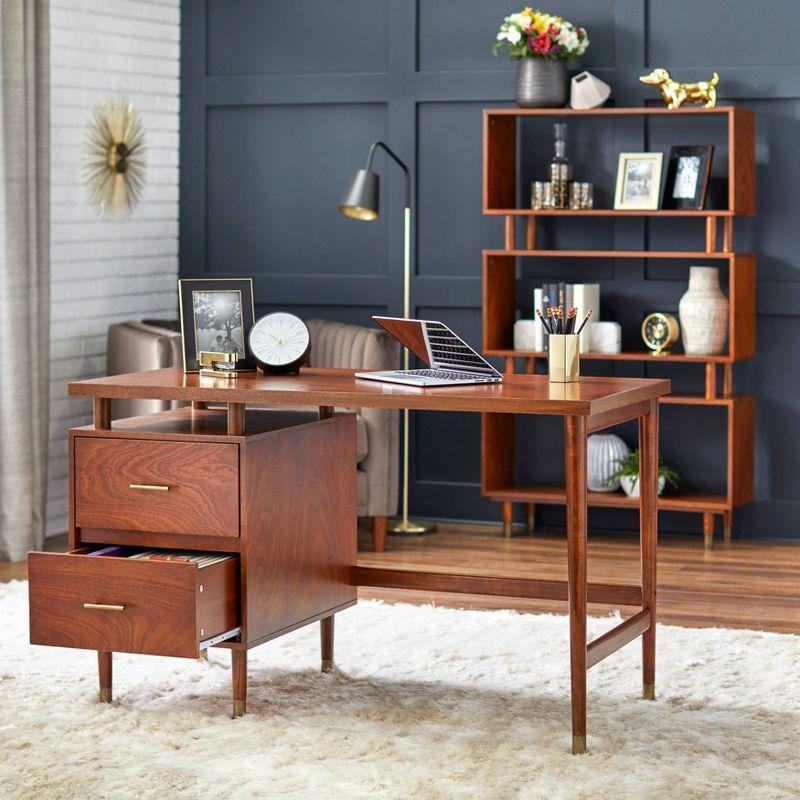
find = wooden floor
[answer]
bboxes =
[4,525,799,634]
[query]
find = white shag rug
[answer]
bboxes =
[0,581,797,800]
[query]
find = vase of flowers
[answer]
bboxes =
[493,8,589,107]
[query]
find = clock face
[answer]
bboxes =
[641,312,679,354]
[249,313,310,367]
[644,315,669,347]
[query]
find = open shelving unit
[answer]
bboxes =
[480,106,756,550]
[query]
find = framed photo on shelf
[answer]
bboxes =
[662,145,714,210]
[614,152,664,210]
[178,278,256,372]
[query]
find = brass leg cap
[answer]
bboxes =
[232,699,246,718]
[321,658,335,673]
[572,734,587,755]
[502,522,512,538]
[723,523,732,543]
[643,682,656,700]
[98,687,112,703]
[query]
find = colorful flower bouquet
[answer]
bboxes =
[493,8,589,63]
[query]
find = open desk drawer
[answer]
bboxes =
[29,551,240,658]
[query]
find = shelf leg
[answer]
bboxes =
[705,216,718,253]
[703,513,715,552]
[192,401,207,411]
[525,357,536,375]
[321,615,335,673]
[504,356,515,375]
[502,502,513,538]
[98,651,112,703]
[722,217,734,252]
[723,363,733,397]
[232,649,247,717]
[564,415,588,754]
[723,510,732,544]
[526,502,536,533]
[526,215,537,250]
[640,399,658,702]
[705,364,717,400]
[504,214,515,250]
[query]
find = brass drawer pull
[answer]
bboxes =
[129,483,170,492]
[83,603,125,612]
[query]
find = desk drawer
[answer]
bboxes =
[74,438,239,538]
[28,551,239,658]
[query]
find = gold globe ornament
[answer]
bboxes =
[84,96,146,218]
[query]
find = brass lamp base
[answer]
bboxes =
[388,518,437,535]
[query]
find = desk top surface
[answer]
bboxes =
[69,367,670,416]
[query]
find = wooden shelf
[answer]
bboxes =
[485,209,735,217]
[480,105,757,544]
[484,249,746,259]
[487,349,737,364]
[484,106,741,117]
[484,485,730,513]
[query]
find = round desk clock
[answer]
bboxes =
[641,312,680,356]
[248,312,311,374]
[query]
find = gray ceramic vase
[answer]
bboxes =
[516,58,568,108]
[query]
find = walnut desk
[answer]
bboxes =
[30,367,669,754]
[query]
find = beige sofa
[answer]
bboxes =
[106,318,399,551]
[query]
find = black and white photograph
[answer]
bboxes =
[662,145,714,209]
[178,278,255,371]
[192,290,244,355]
[614,152,663,210]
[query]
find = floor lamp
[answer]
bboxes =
[339,141,435,535]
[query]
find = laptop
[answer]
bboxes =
[355,316,503,387]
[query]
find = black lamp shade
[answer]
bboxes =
[339,169,379,220]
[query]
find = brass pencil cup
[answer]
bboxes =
[548,335,580,383]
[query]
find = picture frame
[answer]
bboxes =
[178,278,256,372]
[661,145,714,210]
[614,152,664,211]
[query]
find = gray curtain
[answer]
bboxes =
[0,0,49,561]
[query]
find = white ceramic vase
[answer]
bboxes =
[679,266,729,355]
[587,433,629,492]
[620,474,666,498]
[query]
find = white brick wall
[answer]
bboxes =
[47,0,181,535]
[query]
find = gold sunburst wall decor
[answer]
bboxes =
[83,96,146,219]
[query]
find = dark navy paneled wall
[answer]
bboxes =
[181,0,800,539]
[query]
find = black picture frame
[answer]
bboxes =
[178,278,256,372]
[661,145,714,210]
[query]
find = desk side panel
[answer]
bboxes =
[241,415,357,645]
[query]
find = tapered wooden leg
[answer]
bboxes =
[372,516,387,553]
[526,503,536,533]
[321,615,335,673]
[703,513,715,552]
[640,399,659,701]
[564,415,588,754]
[723,510,732,544]
[232,649,247,718]
[98,651,112,703]
[502,502,513,538]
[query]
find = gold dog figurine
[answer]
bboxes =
[639,68,719,109]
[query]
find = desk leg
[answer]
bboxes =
[321,615,335,672]
[232,649,247,718]
[98,651,112,703]
[640,399,659,700]
[564,415,588,755]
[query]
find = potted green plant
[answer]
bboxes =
[609,450,680,498]
[493,7,589,107]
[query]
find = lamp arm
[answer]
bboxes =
[365,141,410,208]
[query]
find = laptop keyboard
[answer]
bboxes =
[397,369,497,382]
